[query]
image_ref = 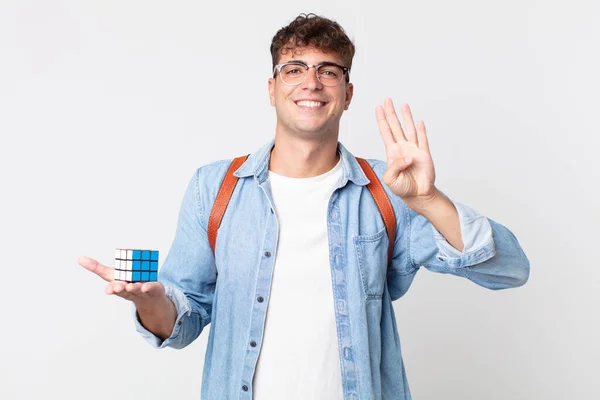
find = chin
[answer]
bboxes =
[294,119,329,133]
[295,126,327,137]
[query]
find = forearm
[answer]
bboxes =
[135,297,178,341]
[405,188,464,252]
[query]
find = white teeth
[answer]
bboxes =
[296,100,323,108]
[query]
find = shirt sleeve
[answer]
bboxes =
[132,285,192,348]
[133,168,216,349]
[386,194,530,301]
[430,201,495,267]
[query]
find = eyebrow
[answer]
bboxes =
[286,59,339,65]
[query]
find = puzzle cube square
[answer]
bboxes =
[114,248,159,282]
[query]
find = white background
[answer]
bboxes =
[1,0,598,399]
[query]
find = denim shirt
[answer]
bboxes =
[135,139,530,400]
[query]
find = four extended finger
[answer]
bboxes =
[376,105,396,147]
[383,98,407,142]
[416,120,430,152]
[401,104,418,146]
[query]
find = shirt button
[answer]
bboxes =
[257,296,264,303]
[242,385,248,392]
[177,320,182,326]
[264,251,271,257]
[250,340,257,347]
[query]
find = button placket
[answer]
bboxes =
[241,178,278,397]
[328,198,359,398]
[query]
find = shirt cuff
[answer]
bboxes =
[133,285,191,349]
[431,201,496,268]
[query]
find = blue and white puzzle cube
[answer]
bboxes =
[114,248,159,282]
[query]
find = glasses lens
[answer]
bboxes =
[317,65,344,86]
[280,63,308,85]
[278,63,346,86]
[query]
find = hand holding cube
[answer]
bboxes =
[78,253,165,305]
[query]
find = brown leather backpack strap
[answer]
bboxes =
[207,155,249,254]
[356,158,397,265]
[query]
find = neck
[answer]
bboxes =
[269,131,340,178]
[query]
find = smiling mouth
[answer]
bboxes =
[295,100,327,109]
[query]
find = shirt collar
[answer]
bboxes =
[233,138,370,187]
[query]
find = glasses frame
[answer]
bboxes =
[273,61,350,87]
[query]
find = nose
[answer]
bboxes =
[303,66,322,91]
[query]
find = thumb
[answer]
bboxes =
[78,256,114,282]
[386,156,412,175]
[384,156,413,188]
[139,281,166,298]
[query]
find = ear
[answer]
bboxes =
[344,82,354,110]
[268,77,276,106]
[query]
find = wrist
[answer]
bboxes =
[135,295,170,316]
[404,187,444,216]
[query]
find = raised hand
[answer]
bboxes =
[375,98,437,204]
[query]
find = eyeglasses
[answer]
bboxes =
[273,61,350,87]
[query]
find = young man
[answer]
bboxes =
[79,14,529,400]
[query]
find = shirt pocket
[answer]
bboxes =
[353,228,388,300]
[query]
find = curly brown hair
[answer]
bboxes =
[270,13,355,78]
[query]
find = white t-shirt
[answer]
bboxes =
[252,157,344,400]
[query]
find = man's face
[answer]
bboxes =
[268,47,354,138]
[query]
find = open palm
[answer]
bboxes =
[376,98,436,200]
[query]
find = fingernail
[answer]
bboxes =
[404,156,412,163]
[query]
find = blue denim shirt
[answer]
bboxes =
[135,139,530,400]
